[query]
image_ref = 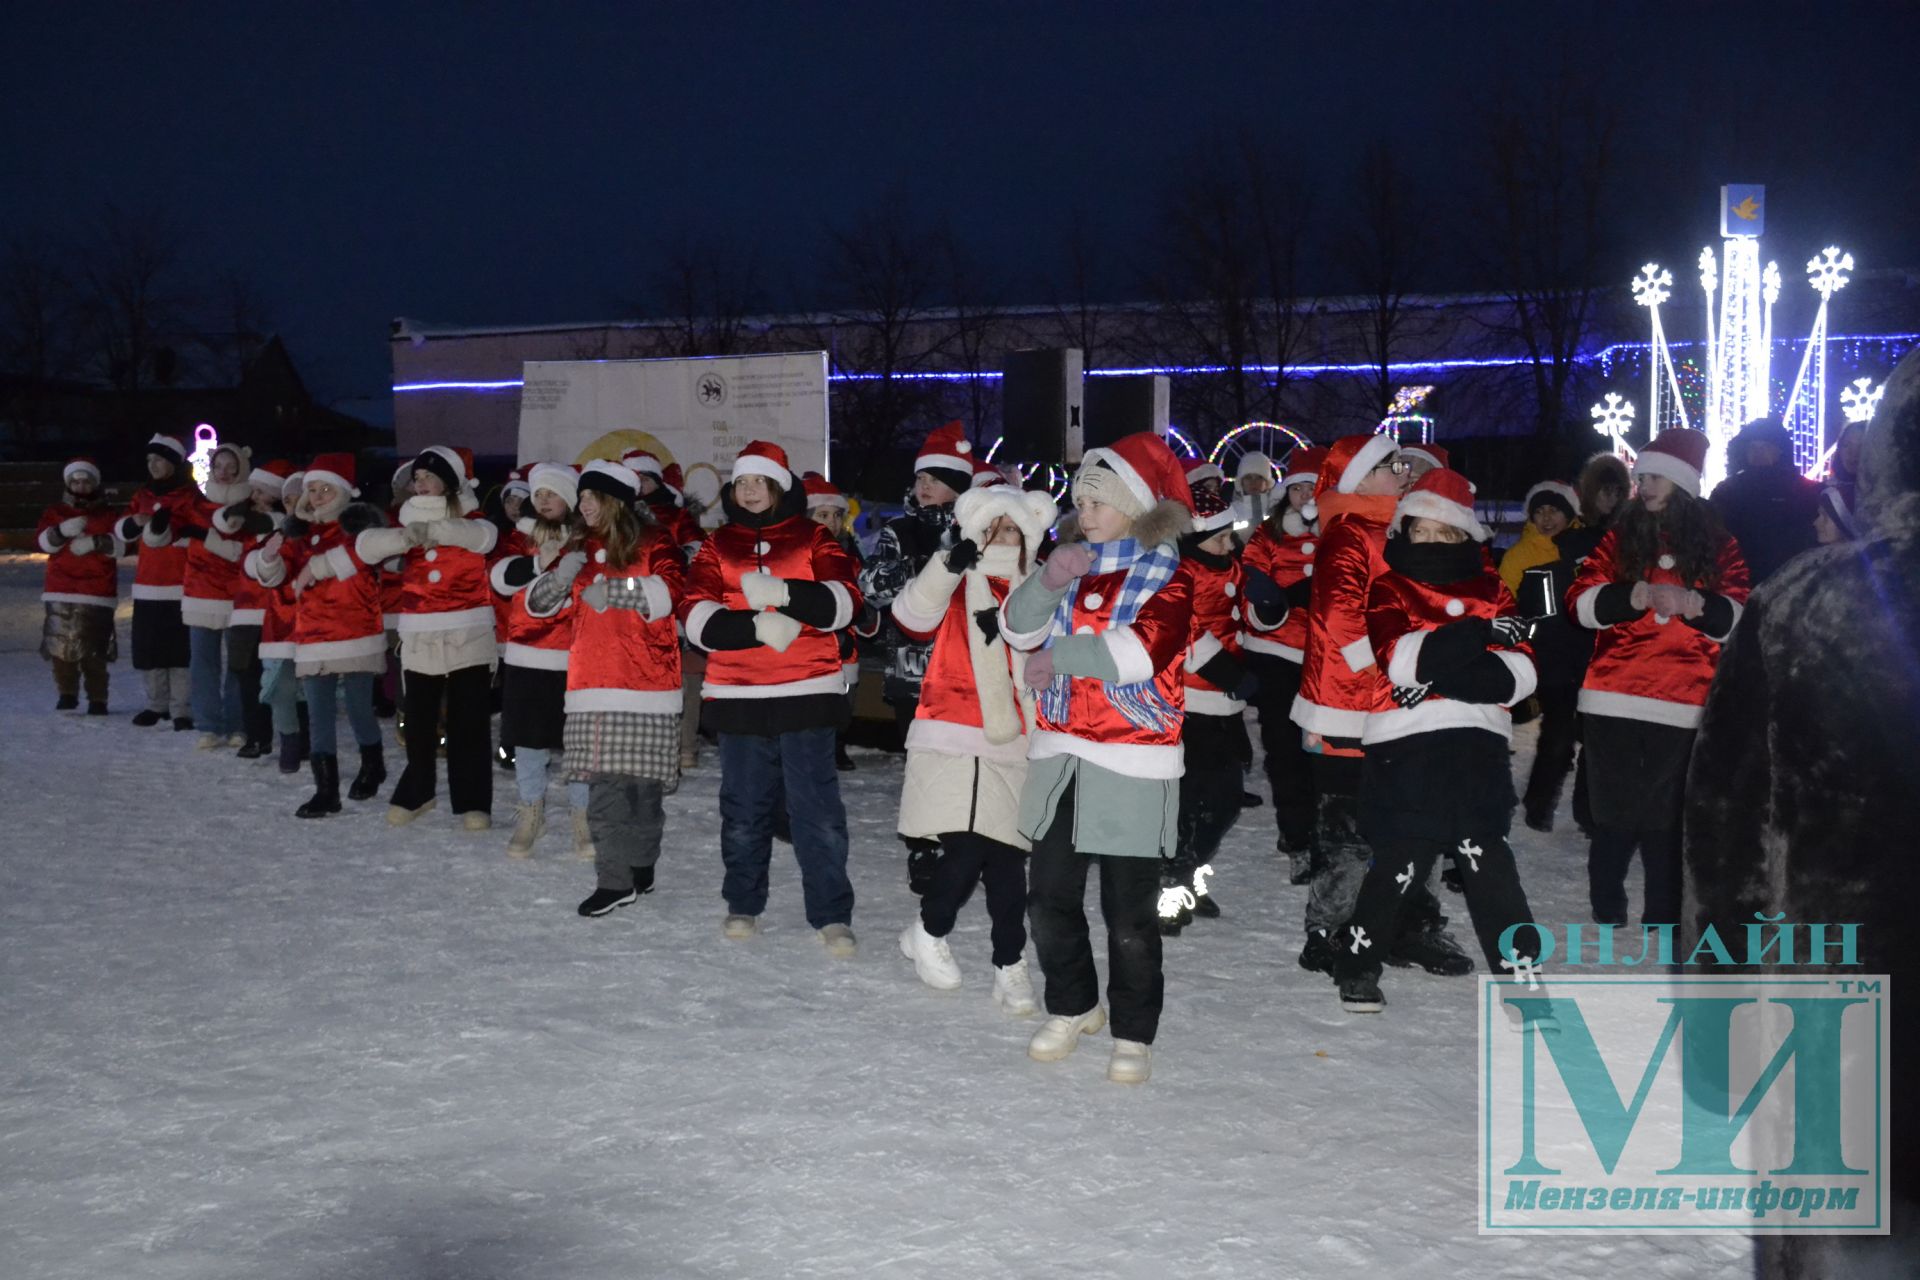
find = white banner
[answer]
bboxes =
[516,352,830,510]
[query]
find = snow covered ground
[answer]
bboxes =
[0,554,1752,1278]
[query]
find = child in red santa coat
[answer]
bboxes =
[1328,468,1547,1013]
[679,442,865,955]
[37,457,124,714]
[180,440,256,749]
[1569,428,1750,926]
[490,462,593,858]
[116,433,203,729]
[215,457,293,758]
[997,432,1196,1085]
[890,482,1057,1012]
[246,454,388,818]
[354,445,500,829]
[523,461,686,916]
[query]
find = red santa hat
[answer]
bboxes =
[1191,486,1238,535]
[579,459,640,501]
[1184,459,1226,488]
[915,420,975,481]
[528,461,579,510]
[971,459,1009,489]
[305,453,359,497]
[1523,480,1579,522]
[1279,445,1327,491]
[1633,428,1711,499]
[1394,467,1489,542]
[1074,431,1196,524]
[730,440,793,491]
[1316,433,1400,500]
[659,462,686,502]
[502,465,531,499]
[146,433,188,468]
[801,471,848,512]
[621,450,666,481]
[63,457,101,484]
[249,458,293,495]
[1401,443,1450,472]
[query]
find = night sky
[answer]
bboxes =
[7,1,1917,407]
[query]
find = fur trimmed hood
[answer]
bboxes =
[1129,497,1193,548]
[1859,346,1920,535]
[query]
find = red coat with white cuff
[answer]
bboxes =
[679,513,862,702]
[1569,529,1751,729]
[246,520,385,664]
[1362,570,1537,746]
[117,484,205,601]
[999,558,1196,780]
[533,534,684,714]
[1183,550,1253,716]
[359,509,500,639]
[488,525,574,670]
[38,503,123,605]
[1291,498,1397,739]
[228,513,287,629]
[890,557,1029,758]
[182,485,251,628]
[1239,521,1316,663]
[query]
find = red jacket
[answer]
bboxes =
[117,483,204,601]
[551,533,685,713]
[1571,528,1751,729]
[1291,493,1399,739]
[366,510,499,639]
[228,513,288,631]
[488,526,574,670]
[247,519,385,664]
[1240,521,1316,662]
[1000,556,1195,780]
[1363,563,1536,746]
[680,513,863,701]
[37,502,123,605]
[890,551,1029,760]
[1183,550,1250,716]
[183,484,253,628]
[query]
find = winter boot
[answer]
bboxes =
[387,797,437,826]
[1387,921,1475,977]
[1521,791,1555,833]
[172,716,194,732]
[1339,973,1386,1013]
[1108,1039,1152,1085]
[577,887,639,917]
[819,924,858,958]
[571,807,595,861]
[461,811,492,832]
[722,914,759,940]
[1297,929,1335,975]
[295,754,341,819]
[1027,1005,1106,1062]
[506,799,545,858]
[55,694,78,711]
[898,920,963,990]
[347,744,386,802]
[278,733,303,775]
[132,709,164,727]
[835,740,855,772]
[991,959,1037,1016]
[86,701,108,716]
[1191,864,1220,918]
[237,703,273,758]
[196,732,222,750]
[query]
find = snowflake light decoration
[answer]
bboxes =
[1807,246,1853,299]
[1762,260,1783,306]
[1698,247,1718,295]
[1631,263,1673,308]
[1591,392,1636,444]
[1840,377,1885,424]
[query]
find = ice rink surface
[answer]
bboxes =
[0,556,1750,1278]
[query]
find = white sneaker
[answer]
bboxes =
[1027,1005,1107,1062]
[898,921,962,990]
[820,923,858,958]
[196,732,221,751]
[226,732,247,748]
[991,959,1037,1016]
[723,914,759,940]
[571,808,595,861]
[1108,1038,1152,1084]
[505,800,544,858]
[386,797,437,827]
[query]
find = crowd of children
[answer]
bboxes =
[41,415,1816,1082]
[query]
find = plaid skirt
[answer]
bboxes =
[41,602,118,665]
[565,709,681,791]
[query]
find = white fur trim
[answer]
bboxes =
[1701,595,1742,643]
[322,546,359,581]
[1235,450,1274,481]
[683,599,725,650]
[1185,631,1224,672]
[902,716,1030,764]
[1241,634,1303,661]
[1385,628,1426,686]
[488,555,527,596]
[822,580,854,631]
[1339,634,1377,673]
[1337,435,1399,493]
[42,591,117,606]
[258,640,295,659]
[565,687,680,714]
[1288,692,1367,738]
[1079,446,1155,512]
[245,549,285,588]
[1523,481,1579,515]
[635,575,673,622]
[1573,584,1611,629]
[1185,462,1225,485]
[730,454,792,489]
[1400,446,1447,472]
[1495,649,1537,703]
[396,607,496,634]
[1102,625,1154,685]
[63,460,101,484]
[131,583,184,601]
[502,642,569,670]
[1394,490,1489,541]
[303,467,358,498]
[294,634,387,663]
[915,451,973,475]
[37,527,62,553]
[181,597,234,628]
[1362,699,1513,745]
[701,672,848,699]
[1577,687,1705,730]
[1026,729,1184,780]
[1185,687,1246,715]
[229,608,265,626]
[954,486,1057,550]
[964,566,1028,746]
[1632,449,1702,498]
[1194,503,1238,534]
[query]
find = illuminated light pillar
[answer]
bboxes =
[1703,184,1769,489]
[1632,265,1689,433]
[1779,247,1853,474]
[1699,249,1719,431]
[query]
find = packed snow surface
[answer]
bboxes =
[0,556,1750,1277]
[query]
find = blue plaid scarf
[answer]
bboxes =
[1037,537,1182,734]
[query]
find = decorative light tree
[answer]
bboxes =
[1590,392,1637,461]
[1631,265,1690,434]
[1373,384,1436,444]
[1778,247,1854,473]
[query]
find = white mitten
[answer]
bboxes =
[752,611,803,652]
[59,516,86,537]
[739,571,790,611]
[70,534,96,555]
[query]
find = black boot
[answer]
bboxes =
[132,709,164,727]
[348,744,387,802]
[296,754,341,818]
[278,733,303,775]
[87,701,108,716]
[171,715,195,732]
[1298,929,1336,974]
[295,702,311,764]
[1386,920,1475,976]
[236,703,273,758]
[56,694,78,711]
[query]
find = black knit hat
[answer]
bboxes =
[412,449,463,497]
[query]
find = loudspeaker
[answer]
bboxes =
[999,348,1083,462]
[1083,375,1169,449]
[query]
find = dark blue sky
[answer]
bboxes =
[7,1,1916,405]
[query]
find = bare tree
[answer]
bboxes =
[1476,69,1618,439]
[76,203,193,393]
[1340,141,1429,422]
[0,235,80,382]
[939,229,1002,441]
[648,232,768,356]
[1141,134,1313,438]
[1049,210,1117,374]
[207,267,274,383]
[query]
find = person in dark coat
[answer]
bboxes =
[1683,346,1920,1279]
[1708,419,1823,584]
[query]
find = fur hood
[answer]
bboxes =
[1576,452,1631,525]
[1858,348,1920,535]
[1130,497,1193,548]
